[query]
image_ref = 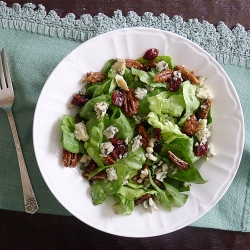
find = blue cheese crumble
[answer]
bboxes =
[100,142,114,157]
[94,102,109,118]
[111,58,126,75]
[143,197,158,213]
[103,126,119,139]
[206,143,217,161]
[135,87,148,100]
[156,61,169,72]
[106,167,118,181]
[131,135,142,152]
[74,122,89,141]
[196,86,214,99]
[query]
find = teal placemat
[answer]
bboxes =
[0,2,249,232]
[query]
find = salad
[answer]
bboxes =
[60,48,216,214]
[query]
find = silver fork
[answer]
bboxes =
[0,49,38,214]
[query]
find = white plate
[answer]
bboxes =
[33,27,244,237]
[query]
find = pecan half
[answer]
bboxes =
[167,150,190,170]
[137,124,150,149]
[143,61,157,71]
[62,148,79,167]
[174,65,200,84]
[122,88,139,116]
[197,99,211,119]
[103,155,116,165]
[135,193,151,205]
[183,114,200,136]
[153,179,165,190]
[154,69,173,82]
[82,170,107,180]
[125,59,144,69]
[86,72,105,83]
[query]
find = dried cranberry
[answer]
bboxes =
[85,160,97,173]
[153,144,162,154]
[109,138,124,146]
[71,93,89,106]
[194,142,208,156]
[153,128,162,141]
[112,90,124,107]
[143,48,159,61]
[169,77,182,92]
[110,144,127,159]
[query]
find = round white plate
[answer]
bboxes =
[33,27,244,237]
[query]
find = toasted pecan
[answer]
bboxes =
[153,69,173,82]
[174,65,200,84]
[168,150,190,170]
[125,59,144,69]
[62,148,79,167]
[135,193,151,205]
[197,99,211,119]
[183,114,200,136]
[86,72,105,83]
[122,88,139,116]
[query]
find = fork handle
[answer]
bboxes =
[6,109,39,214]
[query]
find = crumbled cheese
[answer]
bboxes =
[111,58,126,75]
[199,119,207,130]
[206,143,217,161]
[133,114,147,124]
[155,168,167,182]
[156,61,169,72]
[106,167,118,181]
[152,165,158,170]
[143,197,158,213]
[74,122,89,141]
[103,126,119,139]
[183,182,191,187]
[94,102,109,118]
[140,168,149,180]
[134,87,148,100]
[148,138,156,148]
[172,167,178,175]
[131,135,142,152]
[173,70,183,81]
[146,147,154,154]
[100,142,114,157]
[145,152,157,162]
[80,154,91,165]
[195,127,211,145]
[162,163,168,171]
[197,76,206,85]
[196,86,214,99]
[115,74,129,91]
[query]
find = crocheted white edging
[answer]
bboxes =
[0,1,249,67]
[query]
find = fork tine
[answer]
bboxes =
[0,50,6,89]
[1,48,13,90]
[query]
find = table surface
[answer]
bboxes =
[1,0,250,249]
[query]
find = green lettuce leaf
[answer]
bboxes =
[147,112,189,143]
[79,93,111,120]
[178,81,200,125]
[60,115,84,153]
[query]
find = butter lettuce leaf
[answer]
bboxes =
[60,115,84,153]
